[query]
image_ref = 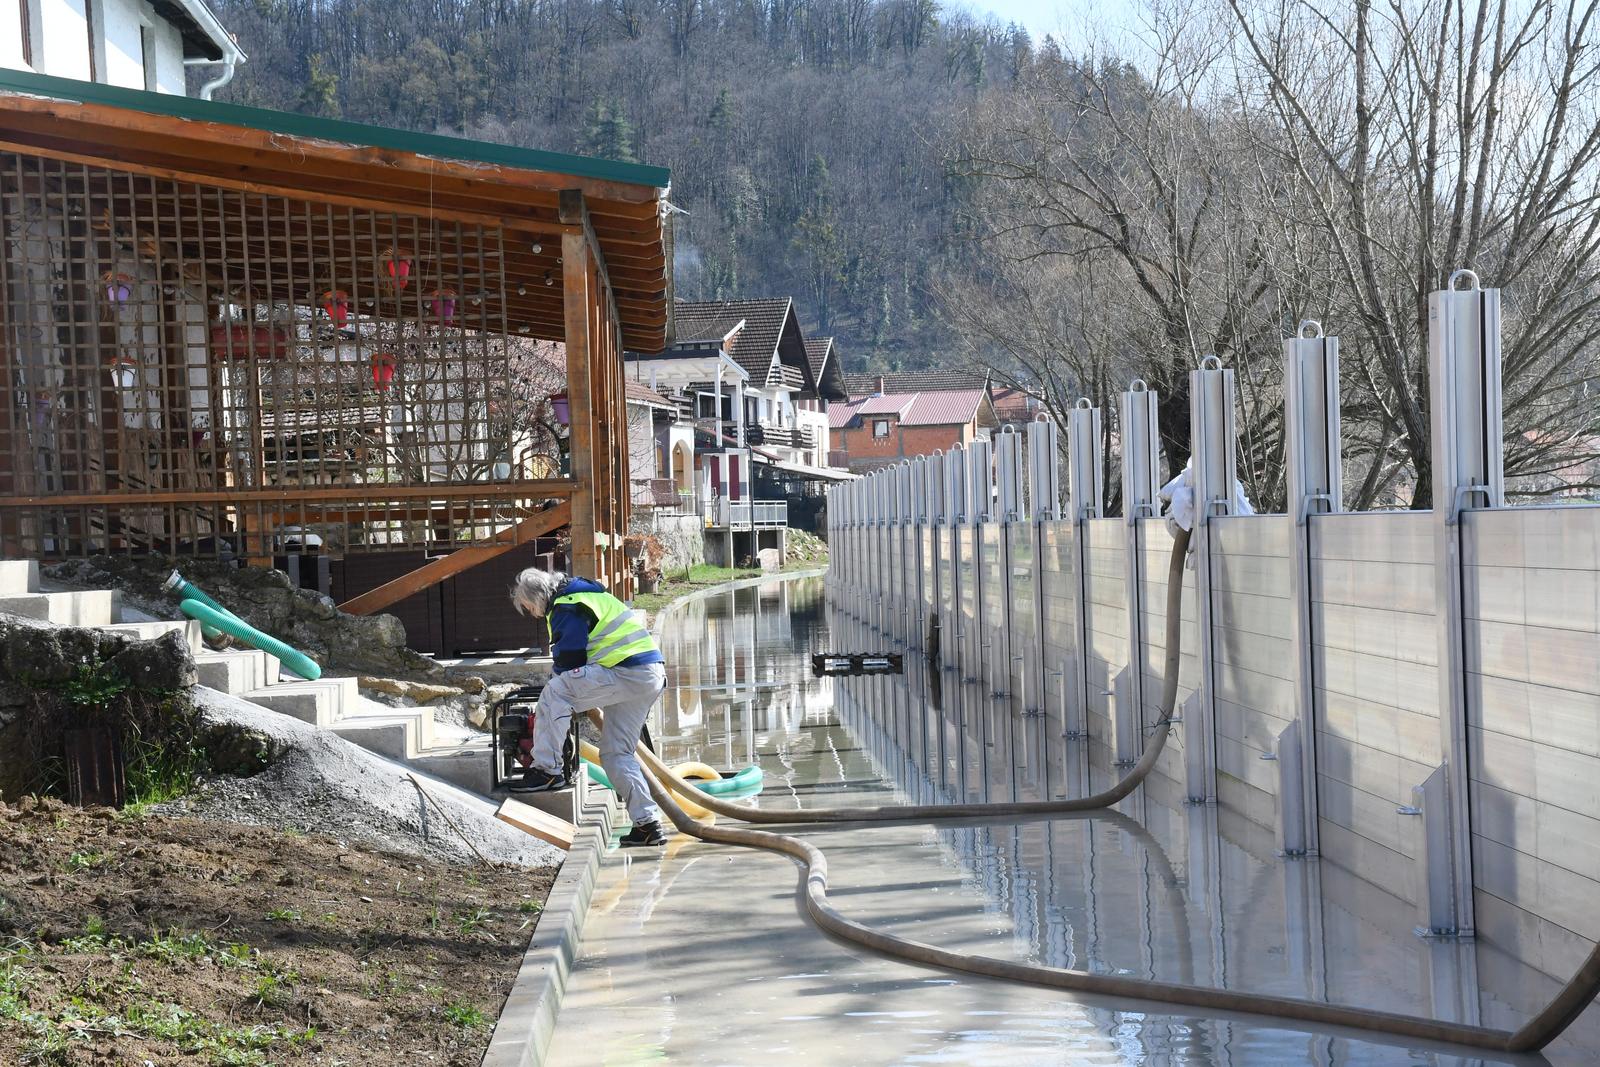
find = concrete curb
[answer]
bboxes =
[480,785,618,1067]
[479,565,826,1066]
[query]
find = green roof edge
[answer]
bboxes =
[0,69,671,191]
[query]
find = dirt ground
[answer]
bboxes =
[0,797,555,1066]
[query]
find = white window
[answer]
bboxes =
[873,419,889,439]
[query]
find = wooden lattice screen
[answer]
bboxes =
[0,150,570,560]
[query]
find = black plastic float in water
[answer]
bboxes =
[809,652,903,677]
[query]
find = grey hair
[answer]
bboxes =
[510,568,566,617]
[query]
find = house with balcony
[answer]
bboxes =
[624,297,851,562]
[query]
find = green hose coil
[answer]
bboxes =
[179,599,321,680]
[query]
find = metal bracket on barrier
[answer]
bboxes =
[1447,484,1492,526]
[1274,720,1307,856]
[1296,492,1335,527]
[1406,765,1465,937]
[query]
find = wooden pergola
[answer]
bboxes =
[0,70,672,604]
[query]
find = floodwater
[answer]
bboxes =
[543,576,1598,1066]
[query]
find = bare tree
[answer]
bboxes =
[1224,0,1600,504]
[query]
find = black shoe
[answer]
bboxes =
[619,819,667,847]
[509,768,569,793]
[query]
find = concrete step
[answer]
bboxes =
[195,648,282,694]
[0,589,119,626]
[409,737,496,796]
[240,676,356,728]
[332,706,434,761]
[101,619,204,654]
[0,560,39,596]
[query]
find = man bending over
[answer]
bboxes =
[509,568,667,847]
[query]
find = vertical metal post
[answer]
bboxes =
[1026,418,1059,738]
[966,438,992,687]
[1427,268,1502,938]
[946,444,968,680]
[995,429,1024,700]
[1283,319,1341,857]
[911,456,929,650]
[1119,384,1159,766]
[1188,355,1237,804]
[1067,400,1103,745]
[967,438,993,678]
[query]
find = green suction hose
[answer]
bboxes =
[163,572,227,641]
[179,599,321,680]
[583,756,763,799]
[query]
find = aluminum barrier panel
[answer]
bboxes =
[1464,505,1600,982]
[1208,515,1296,827]
[978,523,1008,691]
[1083,518,1129,766]
[956,525,980,677]
[1309,510,1440,908]
[1137,519,1202,790]
[1007,522,1039,710]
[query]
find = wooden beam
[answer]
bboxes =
[0,480,576,508]
[338,501,571,616]
[494,796,575,850]
[0,96,665,206]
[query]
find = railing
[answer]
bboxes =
[749,423,814,450]
[707,498,787,528]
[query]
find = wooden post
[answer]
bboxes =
[561,200,599,581]
[560,187,634,594]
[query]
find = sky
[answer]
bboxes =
[965,0,1142,50]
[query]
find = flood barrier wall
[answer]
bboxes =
[827,438,1600,1000]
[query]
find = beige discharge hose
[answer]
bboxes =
[620,527,1600,1054]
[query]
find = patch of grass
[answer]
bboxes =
[516,899,542,914]
[265,907,300,923]
[57,661,131,707]
[63,850,108,873]
[249,969,296,1010]
[455,907,490,936]
[442,999,487,1030]
[139,929,215,964]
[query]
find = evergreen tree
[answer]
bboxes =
[583,100,636,162]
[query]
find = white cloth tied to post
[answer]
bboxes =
[1159,460,1254,565]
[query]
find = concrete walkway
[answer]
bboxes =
[541,578,1557,1066]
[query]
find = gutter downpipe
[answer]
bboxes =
[179,1,247,100]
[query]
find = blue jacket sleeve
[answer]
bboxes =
[548,605,590,674]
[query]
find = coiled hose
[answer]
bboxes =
[622,527,1600,1054]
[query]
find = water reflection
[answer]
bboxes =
[548,576,1585,1067]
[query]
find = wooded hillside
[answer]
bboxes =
[214,0,1600,507]
[210,0,1027,372]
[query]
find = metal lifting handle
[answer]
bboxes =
[1448,483,1494,526]
[1449,268,1481,291]
[1298,320,1324,339]
[1199,354,1224,370]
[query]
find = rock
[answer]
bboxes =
[201,724,280,777]
[757,548,782,572]
[357,677,463,704]
[105,630,197,691]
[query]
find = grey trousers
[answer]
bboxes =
[532,662,666,823]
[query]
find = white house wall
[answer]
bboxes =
[37,0,93,80]
[4,0,194,91]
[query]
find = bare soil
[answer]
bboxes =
[0,797,554,1066]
